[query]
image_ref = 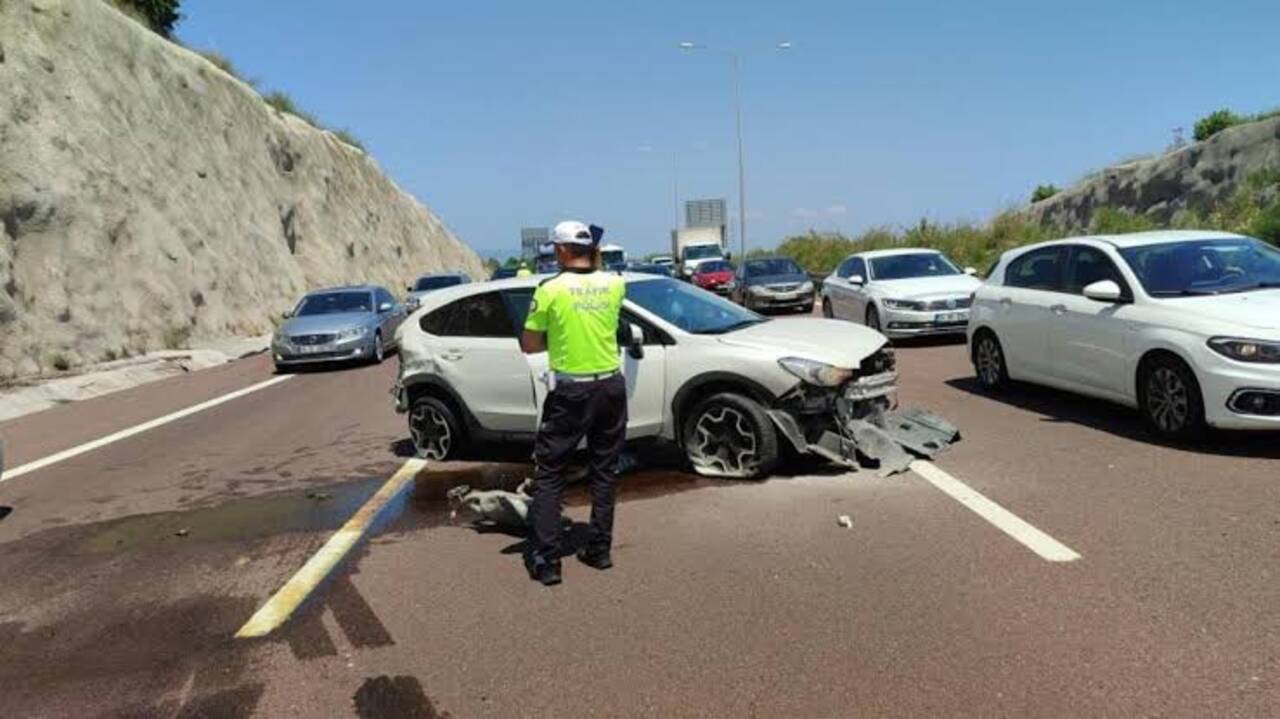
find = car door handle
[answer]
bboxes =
[440,350,464,361]
[1050,304,1067,315]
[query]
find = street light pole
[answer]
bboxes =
[730,51,746,260]
[678,41,790,259]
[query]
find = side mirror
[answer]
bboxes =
[1083,279,1124,303]
[848,274,865,285]
[626,323,645,360]
[378,302,393,313]
[282,310,294,319]
[964,267,978,276]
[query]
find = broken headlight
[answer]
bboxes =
[779,357,854,387]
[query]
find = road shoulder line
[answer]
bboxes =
[235,458,427,639]
[0,375,294,483]
[910,460,1081,563]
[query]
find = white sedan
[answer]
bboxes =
[821,249,980,338]
[969,230,1280,438]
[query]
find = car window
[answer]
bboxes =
[848,258,866,280]
[626,278,764,334]
[1065,246,1129,296]
[295,291,373,316]
[1005,247,1066,291]
[376,288,395,307]
[422,292,513,338]
[1118,237,1280,296]
[869,253,961,280]
[414,275,463,291]
[503,288,534,335]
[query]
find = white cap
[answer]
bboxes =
[552,220,594,246]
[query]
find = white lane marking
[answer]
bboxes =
[910,460,1081,563]
[236,458,426,638]
[0,375,293,483]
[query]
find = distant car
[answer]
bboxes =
[822,249,979,338]
[490,267,519,281]
[406,273,470,308]
[651,255,675,268]
[731,257,815,313]
[691,260,737,295]
[627,263,674,277]
[970,230,1280,438]
[272,285,406,371]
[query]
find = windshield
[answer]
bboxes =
[295,291,372,316]
[1119,237,1280,296]
[601,250,626,266]
[491,268,517,279]
[413,275,463,291]
[626,278,764,334]
[684,244,724,261]
[870,252,961,280]
[745,258,803,277]
[697,260,733,273]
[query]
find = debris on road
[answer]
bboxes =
[836,515,853,528]
[174,528,189,537]
[305,490,333,501]
[446,479,533,529]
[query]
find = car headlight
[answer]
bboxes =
[749,285,769,295]
[799,281,814,293]
[724,280,738,290]
[1208,337,1280,363]
[883,298,926,311]
[335,326,370,342]
[778,357,854,386]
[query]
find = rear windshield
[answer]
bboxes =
[414,275,463,291]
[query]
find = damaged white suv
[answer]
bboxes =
[392,275,951,478]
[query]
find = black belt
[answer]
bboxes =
[554,370,620,384]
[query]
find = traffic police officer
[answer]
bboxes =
[516,262,533,277]
[519,220,627,586]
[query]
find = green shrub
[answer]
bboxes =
[333,128,365,151]
[1248,199,1280,244]
[1194,109,1243,141]
[1030,184,1060,203]
[50,353,71,372]
[162,324,192,349]
[1089,207,1156,234]
[111,0,182,37]
[263,91,319,126]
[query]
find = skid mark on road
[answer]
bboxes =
[910,460,1081,563]
[236,458,426,638]
[0,375,293,483]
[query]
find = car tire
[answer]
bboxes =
[371,332,385,364]
[821,298,834,318]
[972,329,1010,391]
[1137,354,1205,440]
[681,392,779,479]
[865,305,882,332]
[409,395,462,461]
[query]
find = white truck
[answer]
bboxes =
[599,243,627,272]
[671,226,728,279]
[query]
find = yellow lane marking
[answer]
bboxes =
[235,458,427,638]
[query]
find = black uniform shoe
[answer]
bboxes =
[577,547,613,571]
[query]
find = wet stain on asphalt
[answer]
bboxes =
[353,675,450,718]
[74,479,384,553]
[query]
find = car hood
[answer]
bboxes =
[280,312,373,336]
[873,275,980,299]
[1159,290,1280,332]
[696,271,734,282]
[717,318,886,367]
[747,273,810,287]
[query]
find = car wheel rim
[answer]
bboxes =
[374,336,384,361]
[410,404,452,460]
[976,338,1002,386]
[1146,367,1189,432]
[689,406,760,477]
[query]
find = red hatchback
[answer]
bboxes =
[691,260,736,295]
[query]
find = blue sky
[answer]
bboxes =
[180,0,1280,259]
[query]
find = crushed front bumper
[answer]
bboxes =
[768,369,960,476]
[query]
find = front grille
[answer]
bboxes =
[923,297,972,311]
[768,283,801,293]
[290,333,336,345]
[860,347,896,375]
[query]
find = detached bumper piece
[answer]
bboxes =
[770,406,960,478]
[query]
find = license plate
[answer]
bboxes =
[934,311,967,323]
[296,344,331,354]
[773,292,797,300]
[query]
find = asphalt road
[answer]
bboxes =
[1,318,1277,717]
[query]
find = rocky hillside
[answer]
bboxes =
[0,0,482,379]
[1029,115,1280,230]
